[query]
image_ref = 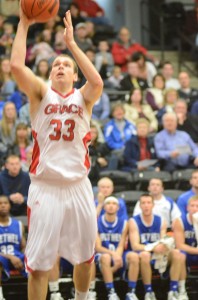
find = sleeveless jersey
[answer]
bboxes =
[98,215,127,251]
[181,214,197,248]
[30,88,91,183]
[0,218,23,256]
[132,214,162,245]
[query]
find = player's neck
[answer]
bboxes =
[51,83,74,96]
[0,216,10,225]
[152,193,162,200]
[142,213,153,225]
[105,214,116,223]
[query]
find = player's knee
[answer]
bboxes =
[170,249,181,262]
[127,252,139,265]
[139,251,151,263]
[100,253,111,266]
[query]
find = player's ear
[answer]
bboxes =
[73,73,78,82]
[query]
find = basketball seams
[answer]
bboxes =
[22,0,59,22]
[31,0,37,17]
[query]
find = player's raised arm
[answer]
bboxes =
[10,4,47,110]
[63,10,103,110]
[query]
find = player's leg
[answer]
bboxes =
[139,251,156,300]
[28,270,50,300]
[87,263,97,300]
[73,261,92,300]
[125,251,139,300]
[178,253,188,300]
[48,256,64,300]
[168,249,182,300]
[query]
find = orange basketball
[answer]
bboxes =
[21,0,60,23]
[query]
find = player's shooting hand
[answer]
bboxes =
[63,10,75,49]
[10,256,23,270]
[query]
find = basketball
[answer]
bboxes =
[21,0,60,23]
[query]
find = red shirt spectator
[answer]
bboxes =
[73,0,104,18]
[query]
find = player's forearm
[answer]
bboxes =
[177,243,198,255]
[11,20,29,68]
[68,42,103,87]
[0,253,15,260]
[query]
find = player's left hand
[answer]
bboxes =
[63,10,75,48]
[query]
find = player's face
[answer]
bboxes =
[0,198,10,217]
[98,181,114,197]
[148,179,163,196]
[50,57,77,85]
[140,196,154,216]
[190,172,198,189]
[6,158,21,177]
[104,201,119,215]
[187,200,198,215]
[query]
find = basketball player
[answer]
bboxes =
[10,6,103,300]
[174,195,198,300]
[129,194,183,300]
[0,195,27,300]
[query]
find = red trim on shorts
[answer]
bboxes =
[30,130,40,175]
[82,131,91,170]
[27,206,31,229]
[25,256,33,273]
[51,87,75,98]
[85,254,95,264]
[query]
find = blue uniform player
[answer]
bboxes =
[174,195,198,300]
[129,194,183,300]
[95,196,139,300]
[0,195,27,300]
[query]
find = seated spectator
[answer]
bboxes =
[35,59,50,84]
[161,61,180,89]
[0,57,16,98]
[154,112,198,172]
[131,51,157,87]
[53,25,67,54]
[95,40,114,80]
[0,102,19,165]
[174,195,198,300]
[0,155,30,216]
[0,195,27,300]
[92,92,110,125]
[95,177,128,220]
[111,26,153,72]
[105,65,124,89]
[178,71,198,112]
[18,102,31,129]
[0,22,15,56]
[74,22,93,52]
[21,144,33,173]
[177,169,198,217]
[73,0,110,25]
[157,88,179,127]
[123,118,158,171]
[7,123,31,163]
[69,2,86,29]
[103,102,136,155]
[120,61,149,92]
[174,99,198,143]
[124,88,158,132]
[145,73,166,111]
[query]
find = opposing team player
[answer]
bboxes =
[0,195,27,300]
[10,5,103,300]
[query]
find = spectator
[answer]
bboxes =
[154,112,198,172]
[105,65,124,89]
[95,40,114,80]
[95,196,139,300]
[103,102,136,155]
[133,178,181,230]
[124,88,158,132]
[0,22,15,56]
[111,27,152,72]
[145,74,166,111]
[35,59,51,84]
[177,169,198,217]
[73,0,110,25]
[21,144,33,173]
[95,177,128,220]
[123,118,158,172]
[174,99,198,143]
[0,155,30,216]
[7,123,31,163]
[18,102,31,129]
[74,22,93,52]
[0,102,19,164]
[0,195,27,300]
[0,57,16,98]
[178,71,198,112]
[92,92,110,125]
[120,61,149,92]
[161,61,180,89]
[131,51,157,87]
[53,25,67,54]
[174,195,198,300]
[69,2,85,29]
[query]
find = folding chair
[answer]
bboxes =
[133,170,172,191]
[99,170,134,192]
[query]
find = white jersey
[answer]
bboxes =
[30,87,91,183]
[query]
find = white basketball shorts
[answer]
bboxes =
[25,176,97,272]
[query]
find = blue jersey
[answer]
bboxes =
[97,215,127,251]
[0,217,23,257]
[181,214,197,248]
[133,214,162,245]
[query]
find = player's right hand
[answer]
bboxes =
[10,256,24,270]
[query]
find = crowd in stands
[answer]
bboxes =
[0,1,198,300]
